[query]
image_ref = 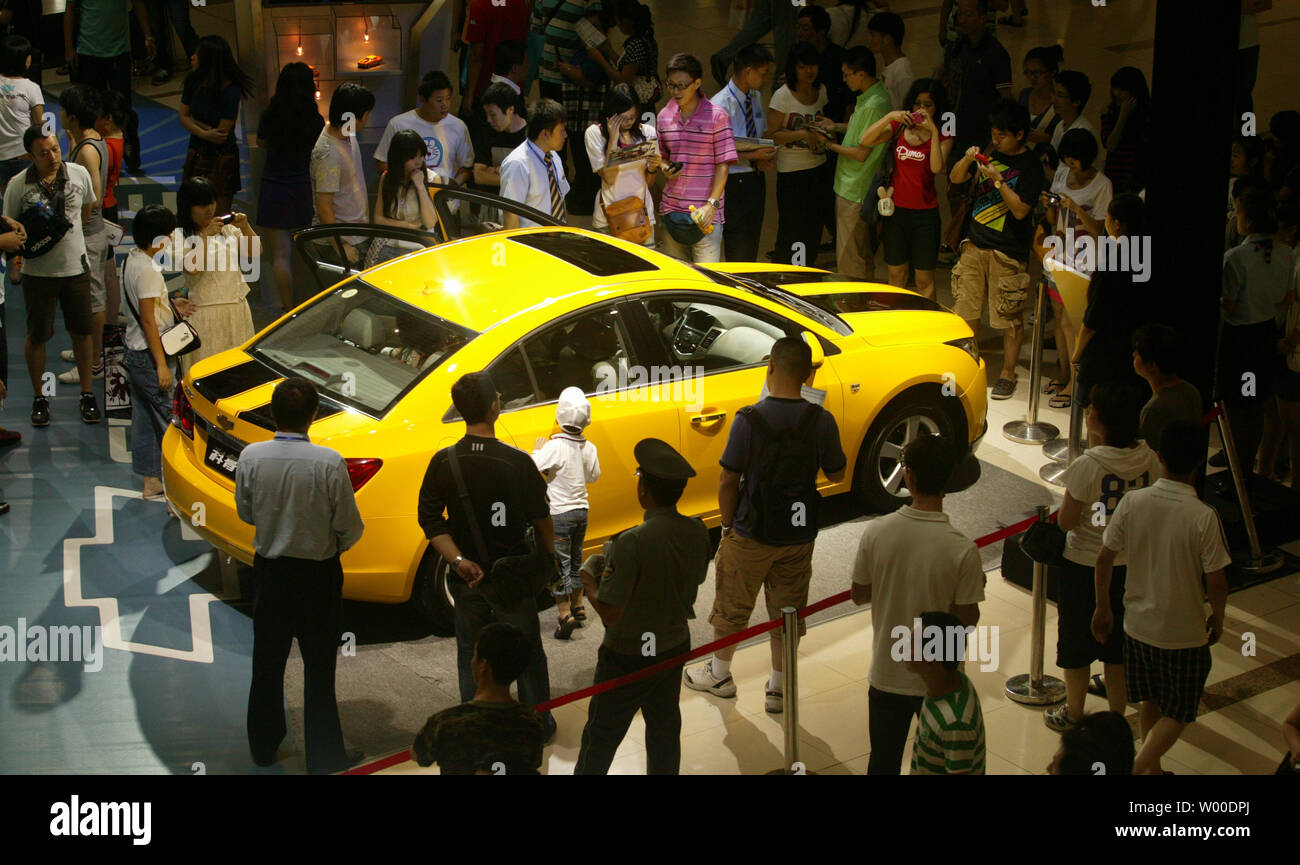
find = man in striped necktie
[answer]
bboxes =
[714,44,777,263]
[500,99,570,229]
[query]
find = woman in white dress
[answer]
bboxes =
[176,176,258,377]
[585,84,659,247]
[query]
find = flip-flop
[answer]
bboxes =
[1048,392,1072,409]
[1087,673,1107,698]
[1042,379,1065,395]
[991,378,1017,400]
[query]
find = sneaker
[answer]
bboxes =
[79,392,102,424]
[58,364,103,385]
[0,501,8,516]
[60,349,75,363]
[765,688,784,714]
[1043,704,1078,733]
[31,397,50,427]
[683,661,737,698]
[151,67,172,86]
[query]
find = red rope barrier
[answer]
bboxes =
[344,507,1055,774]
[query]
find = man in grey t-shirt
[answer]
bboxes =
[1133,324,1204,446]
[309,83,375,258]
[574,438,710,775]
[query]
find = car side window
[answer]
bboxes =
[486,346,538,411]
[522,306,633,400]
[638,295,790,375]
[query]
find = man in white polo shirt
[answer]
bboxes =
[500,99,569,228]
[1093,418,1231,776]
[850,434,985,774]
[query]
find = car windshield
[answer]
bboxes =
[250,280,476,416]
[690,265,852,336]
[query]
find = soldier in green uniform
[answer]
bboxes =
[574,438,712,775]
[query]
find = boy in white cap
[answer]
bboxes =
[532,386,601,639]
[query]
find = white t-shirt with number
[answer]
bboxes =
[1062,442,1163,567]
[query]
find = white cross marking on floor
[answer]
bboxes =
[62,486,238,664]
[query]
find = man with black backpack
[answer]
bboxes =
[417,371,559,741]
[685,336,846,714]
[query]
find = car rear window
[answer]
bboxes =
[249,280,477,416]
[507,231,660,276]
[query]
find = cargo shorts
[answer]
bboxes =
[950,239,1032,329]
[708,531,815,638]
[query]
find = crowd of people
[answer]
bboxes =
[0,0,1297,776]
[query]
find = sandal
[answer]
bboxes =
[572,604,586,622]
[554,614,579,640]
[1087,673,1107,699]
[1048,392,1072,409]
[1042,379,1065,395]
[991,378,1017,400]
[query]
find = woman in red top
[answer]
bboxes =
[95,89,129,223]
[860,79,953,299]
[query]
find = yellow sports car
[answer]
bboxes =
[160,189,986,633]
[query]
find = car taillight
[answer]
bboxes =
[345,458,382,491]
[172,382,194,437]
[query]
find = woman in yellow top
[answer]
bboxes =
[177,176,259,377]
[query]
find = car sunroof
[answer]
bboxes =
[508,232,660,277]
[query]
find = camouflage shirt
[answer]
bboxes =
[412,700,545,775]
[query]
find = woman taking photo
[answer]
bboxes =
[859,79,952,299]
[179,35,254,216]
[767,43,827,266]
[585,84,658,246]
[1019,45,1063,146]
[368,129,438,264]
[176,177,258,378]
[254,62,324,312]
[1100,66,1151,195]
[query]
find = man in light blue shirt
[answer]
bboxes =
[500,99,569,228]
[712,44,777,263]
[235,377,365,774]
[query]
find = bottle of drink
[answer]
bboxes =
[688,204,715,235]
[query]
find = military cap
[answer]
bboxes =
[634,438,696,481]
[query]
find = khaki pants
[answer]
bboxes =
[708,531,815,638]
[835,193,871,277]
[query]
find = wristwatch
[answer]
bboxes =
[453,554,464,568]
[706,198,719,208]
[994,179,1004,191]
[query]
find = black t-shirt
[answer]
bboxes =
[417,435,550,566]
[473,123,528,170]
[1081,266,1146,381]
[183,77,243,155]
[966,147,1044,260]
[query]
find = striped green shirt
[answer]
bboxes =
[533,0,604,86]
[910,673,986,775]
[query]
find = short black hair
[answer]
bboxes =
[1,35,31,77]
[918,611,967,671]
[1087,381,1141,448]
[474,622,531,686]
[328,82,375,128]
[769,335,813,381]
[666,52,703,82]
[270,377,319,430]
[1159,419,1204,475]
[451,372,498,424]
[734,42,773,75]
[1131,324,1181,377]
[527,98,565,140]
[867,11,905,48]
[1108,193,1146,238]
[1057,711,1134,775]
[1231,173,1267,200]
[641,474,686,508]
[1024,44,1063,75]
[418,70,453,101]
[902,434,956,496]
[1056,69,1092,111]
[177,176,217,236]
[1238,185,1278,233]
[481,82,520,115]
[60,84,102,130]
[988,98,1031,137]
[23,124,54,154]
[843,45,877,77]
[132,204,177,249]
[785,42,822,92]
[797,4,830,34]
[1057,127,1099,169]
[494,39,526,76]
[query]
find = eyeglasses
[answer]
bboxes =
[665,80,695,92]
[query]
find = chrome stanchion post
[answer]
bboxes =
[1006,505,1067,705]
[1215,401,1283,575]
[1004,279,1060,444]
[1040,362,1086,486]
[767,607,804,774]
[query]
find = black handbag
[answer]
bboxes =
[18,167,73,258]
[447,445,558,608]
[860,124,907,226]
[1020,516,1067,565]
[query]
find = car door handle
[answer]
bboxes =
[690,412,727,426]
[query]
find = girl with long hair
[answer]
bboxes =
[255,62,325,311]
[179,35,254,215]
[585,83,658,245]
[368,129,437,265]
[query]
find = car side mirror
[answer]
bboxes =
[802,330,825,371]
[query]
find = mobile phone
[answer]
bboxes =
[217,213,235,225]
[1043,191,1062,205]
[973,153,991,166]
[668,161,683,173]
[909,111,926,125]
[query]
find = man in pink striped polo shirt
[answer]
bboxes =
[656,53,739,263]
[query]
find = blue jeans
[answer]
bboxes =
[551,508,588,596]
[125,348,174,478]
